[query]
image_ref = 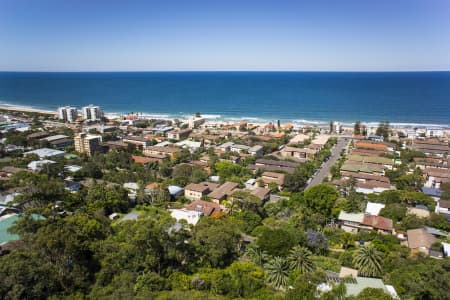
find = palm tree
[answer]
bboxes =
[287,246,314,274]
[264,256,290,289]
[244,246,268,266]
[353,244,383,277]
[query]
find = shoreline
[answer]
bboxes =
[0,105,57,115]
[0,102,449,129]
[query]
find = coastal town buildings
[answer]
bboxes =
[82,104,103,121]
[41,134,73,149]
[1,106,449,299]
[188,115,206,129]
[122,135,151,149]
[143,145,181,159]
[24,148,65,159]
[167,128,192,140]
[74,133,102,156]
[57,106,78,122]
[184,182,219,201]
[208,181,239,203]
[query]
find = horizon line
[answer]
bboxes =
[1,69,450,73]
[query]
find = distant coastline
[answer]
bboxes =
[0,101,448,130]
[0,103,56,115]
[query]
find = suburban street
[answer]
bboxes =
[306,137,349,188]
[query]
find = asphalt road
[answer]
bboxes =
[306,137,349,188]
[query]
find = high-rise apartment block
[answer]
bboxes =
[82,105,103,121]
[57,106,78,123]
[74,133,102,156]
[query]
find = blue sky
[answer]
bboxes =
[1,0,449,71]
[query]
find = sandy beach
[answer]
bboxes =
[0,105,57,115]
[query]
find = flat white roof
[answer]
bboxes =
[28,160,56,169]
[24,148,65,158]
[175,140,202,148]
[365,202,386,216]
[64,165,82,172]
[42,135,69,142]
[85,134,102,140]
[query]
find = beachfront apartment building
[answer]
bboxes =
[74,133,102,157]
[188,115,206,129]
[57,106,78,123]
[82,104,103,121]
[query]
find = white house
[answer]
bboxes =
[169,208,201,225]
[27,159,56,171]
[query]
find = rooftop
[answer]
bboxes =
[260,171,286,186]
[145,145,181,153]
[439,199,450,209]
[407,228,437,249]
[347,154,393,165]
[361,214,393,231]
[250,187,271,200]
[345,277,388,297]
[185,182,219,193]
[132,155,160,164]
[208,181,239,200]
[255,158,300,168]
[24,148,65,158]
[355,141,388,151]
[185,200,221,216]
[338,211,364,223]
[42,134,69,142]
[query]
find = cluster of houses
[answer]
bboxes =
[2,111,326,240]
[2,108,450,263]
[338,201,394,234]
[333,135,450,258]
[332,137,397,194]
[413,139,450,218]
[337,199,450,258]
[280,133,330,162]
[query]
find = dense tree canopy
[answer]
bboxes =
[303,184,339,216]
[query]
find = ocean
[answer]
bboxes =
[0,71,449,127]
